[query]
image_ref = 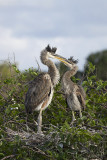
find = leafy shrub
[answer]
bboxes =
[0,62,107,160]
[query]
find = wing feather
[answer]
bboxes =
[77,85,86,99]
[76,91,86,110]
[25,73,52,113]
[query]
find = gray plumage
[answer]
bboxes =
[25,73,52,114]
[25,45,71,134]
[61,63,86,122]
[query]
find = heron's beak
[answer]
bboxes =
[54,54,73,66]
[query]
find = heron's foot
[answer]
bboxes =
[79,114,85,125]
[26,124,31,132]
[72,118,76,122]
[72,111,76,123]
[70,118,76,126]
[33,120,38,126]
[37,130,45,137]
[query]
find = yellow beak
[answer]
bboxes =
[55,56,73,65]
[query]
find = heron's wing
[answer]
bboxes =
[77,85,86,99]
[25,73,52,113]
[76,90,86,110]
[66,94,73,108]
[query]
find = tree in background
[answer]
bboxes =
[57,49,107,81]
[85,50,107,81]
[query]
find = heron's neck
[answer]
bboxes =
[47,59,60,86]
[40,53,60,86]
[62,66,78,83]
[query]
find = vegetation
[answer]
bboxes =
[85,50,107,81]
[0,58,107,160]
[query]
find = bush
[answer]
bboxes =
[0,62,107,160]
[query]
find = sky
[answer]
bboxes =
[0,0,107,71]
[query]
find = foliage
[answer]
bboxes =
[0,61,107,160]
[56,62,69,78]
[85,50,107,81]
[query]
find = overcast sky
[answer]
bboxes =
[0,0,107,71]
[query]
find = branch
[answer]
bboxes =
[1,154,17,160]
[35,58,41,72]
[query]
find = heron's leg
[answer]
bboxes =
[79,109,84,125]
[25,114,31,137]
[26,114,29,131]
[32,113,38,126]
[37,108,43,134]
[79,109,82,118]
[72,111,76,122]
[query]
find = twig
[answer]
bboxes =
[22,145,52,159]
[1,154,17,160]
[35,58,41,72]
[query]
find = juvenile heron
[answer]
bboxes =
[61,57,86,122]
[25,45,72,134]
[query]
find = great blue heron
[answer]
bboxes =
[25,45,73,134]
[61,57,86,122]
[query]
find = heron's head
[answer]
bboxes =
[68,57,78,64]
[40,45,56,62]
[45,45,75,68]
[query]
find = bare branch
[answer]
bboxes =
[1,154,17,160]
[35,58,41,72]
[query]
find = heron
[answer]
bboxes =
[61,57,86,122]
[25,45,73,134]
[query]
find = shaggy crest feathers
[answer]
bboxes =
[46,45,57,53]
[68,56,78,64]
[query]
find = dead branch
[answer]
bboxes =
[1,154,17,160]
[35,58,41,72]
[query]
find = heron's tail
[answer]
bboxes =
[25,103,32,114]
